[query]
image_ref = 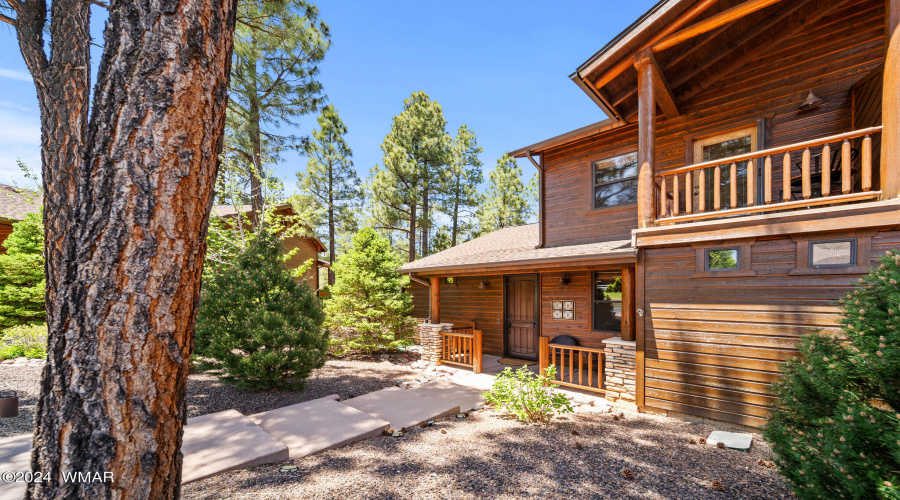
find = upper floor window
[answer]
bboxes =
[692,126,757,209]
[593,152,638,209]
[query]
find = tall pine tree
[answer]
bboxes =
[441,125,483,246]
[298,105,360,281]
[368,91,451,261]
[226,0,330,227]
[0,212,45,328]
[476,154,535,235]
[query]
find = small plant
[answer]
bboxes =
[0,323,47,360]
[481,365,573,423]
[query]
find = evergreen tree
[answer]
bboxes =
[763,251,900,499]
[441,125,483,247]
[298,105,360,281]
[0,212,45,329]
[369,91,452,261]
[431,225,452,253]
[195,231,328,390]
[226,0,330,227]
[326,227,415,352]
[476,154,534,235]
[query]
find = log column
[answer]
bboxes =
[884,0,900,199]
[635,49,657,227]
[430,276,441,324]
[621,267,636,341]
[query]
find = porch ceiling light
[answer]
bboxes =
[798,90,824,111]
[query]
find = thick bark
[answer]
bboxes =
[248,61,264,228]
[408,203,417,262]
[450,176,460,247]
[327,163,335,284]
[16,0,238,498]
[421,185,429,257]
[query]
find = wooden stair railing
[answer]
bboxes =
[438,322,482,374]
[538,337,605,394]
[656,126,883,225]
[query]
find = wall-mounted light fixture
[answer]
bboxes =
[798,90,824,111]
[558,274,570,286]
[479,280,490,289]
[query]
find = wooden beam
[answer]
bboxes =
[883,0,900,199]
[647,51,681,118]
[677,0,856,102]
[653,0,786,53]
[668,0,813,91]
[621,266,636,341]
[590,0,721,90]
[635,49,657,228]
[430,276,441,323]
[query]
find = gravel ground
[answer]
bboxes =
[0,354,411,437]
[183,408,793,500]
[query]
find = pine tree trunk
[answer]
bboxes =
[328,163,335,285]
[13,0,238,498]
[421,185,429,258]
[451,176,460,247]
[248,57,264,229]
[408,203,417,262]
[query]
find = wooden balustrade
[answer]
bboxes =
[538,337,605,394]
[438,329,482,374]
[655,127,883,225]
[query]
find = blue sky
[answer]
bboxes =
[0,1,655,190]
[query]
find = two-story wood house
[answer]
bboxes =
[401,0,900,429]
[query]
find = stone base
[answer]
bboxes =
[416,323,453,366]
[602,337,636,405]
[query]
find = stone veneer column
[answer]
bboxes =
[602,336,637,406]
[416,323,454,366]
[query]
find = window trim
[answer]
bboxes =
[790,232,874,275]
[692,240,757,278]
[590,150,639,210]
[691,125,759,209]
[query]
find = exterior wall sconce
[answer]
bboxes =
[558,275,570,286]
[479,280,489,289]
[798,90,824,111]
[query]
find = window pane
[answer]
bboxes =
[594,178,638,208]
[702,135,752,209]
[593,273,622,332]
[707,249,739,270]
[594,152,638,184]
[811,241,855,267]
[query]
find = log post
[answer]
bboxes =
[539,336,550,376]
[621,267,636,341]
[883,0,900,199]
[473,330,483,374]
[430,276,440,324]
[635,49,657,228]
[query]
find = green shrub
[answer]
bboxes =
[195,231,328,390]
[763,251,900,499]
[325,228,415,353]
[482,365,573,423]
[0,323,47,359]
[0,212,45,328]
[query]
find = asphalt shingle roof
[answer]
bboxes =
[400,224,635,273]
[0,184,41,222]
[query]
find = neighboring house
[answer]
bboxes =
[0,184,42,253]
[402,0,900,429]
[211,203,328,288]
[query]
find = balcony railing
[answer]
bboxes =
[655,126,883,225]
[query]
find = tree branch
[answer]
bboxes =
[0,12,14,25]
[86,0,108,7]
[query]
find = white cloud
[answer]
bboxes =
[0,68,32,82]
[0,100,31,113]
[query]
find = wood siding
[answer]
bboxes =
[410,281,429,319]
[540,270,619,349]
[0,222,12,254]
[641,228,900,428]
[282,235,320,286]
[436,276,504,357]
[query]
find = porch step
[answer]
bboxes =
[407,379,486,412]
[0,434,32,500]
[341,387,460,430]
[181,409,289,484]
[248,395,390,459]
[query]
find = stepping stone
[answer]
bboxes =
[707,430,753,451]
[248,395,389,459]
[408,379,486,411]
[182,409,289,484]
[342,387,460,430]
[0,434,32,500]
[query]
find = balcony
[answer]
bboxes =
[653,127,884,226]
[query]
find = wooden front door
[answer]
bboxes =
[504,274,539,360]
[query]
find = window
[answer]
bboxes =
[692,127,758,209]
[593,152,638,209]
[706,248,739,271]
[809,239,857,268]
[592,272,623,331]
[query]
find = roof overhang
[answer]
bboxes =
[509,118,624,158]
[402,249,637,277]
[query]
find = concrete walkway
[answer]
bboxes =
[0,379,488,489]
